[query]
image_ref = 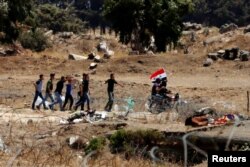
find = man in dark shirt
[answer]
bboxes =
[74,74,91,111]
[39,73,55,108]
[104,73,123,112]
[49,76,65,111]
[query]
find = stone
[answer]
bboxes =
[60,32,74,39]
[208,53,218,61]
[103,50,114,59]
[97,41,108,52]
[219,23,238,34]
[44,30,53,37]
[94,55,101,63]
[68,53,87,61]
[244,25,250,34]
[203,58,213,67]
[89,63,97,69]
[183,22,202,31]
[0,136,6,152]
[239,50,250,61]
[88,52,95,60]
[67,136,87,149]
[217,50,225,55]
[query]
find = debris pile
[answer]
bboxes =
[204,47,250,66]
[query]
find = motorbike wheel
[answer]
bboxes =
[148,101,162,114]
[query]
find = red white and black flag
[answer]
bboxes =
[150,68,167,81]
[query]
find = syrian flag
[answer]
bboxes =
[150,68,167,81]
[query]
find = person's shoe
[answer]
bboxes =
[36,106,40,110]
[174,93,179,101]
[49,104,53,110]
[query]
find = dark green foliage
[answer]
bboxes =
[0,0,33,42]
[186,0,250,26]
[19,29,49,51]
[30,4,86,33]
[104,0,192,52]
[85,137,106,154]
[110,129,165,155]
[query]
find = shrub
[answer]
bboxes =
[85,137,106,154]
[110,129,165,154]
[19,29,49,51]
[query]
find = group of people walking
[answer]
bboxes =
[31,73,122,112]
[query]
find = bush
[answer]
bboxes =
[19,29,49,51]
[85,137,106,154]
[110,129,165,155]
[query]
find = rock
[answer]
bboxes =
[97,41,108,52]
[147,51,155,56]
[89,63,97,69]
[44,30,53,37]
[203,58,213,67]
[217,50,225,58]
[219,23,238,33]
[66,136,87,149]
[223,48,239,60]
[68,53,87,61]
[183,22,202,31]
[137,60,144,64]
[239,50,250,61]
[60,32,73,39]
[88,52,95,60]
[94,55,102,63]
[208,53,218,61]
[0,48,16,57]
[94,55,101,63]
[103,50,114,59]
[244,25,250,34]
[203,34,224,45]
[90,69,97,75]
[75,74,81,77]
[0,136,7,152]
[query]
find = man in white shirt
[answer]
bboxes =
[32,74,47,110]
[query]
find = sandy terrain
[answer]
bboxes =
[0,28,250,166]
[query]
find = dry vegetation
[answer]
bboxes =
[0,28,250,166]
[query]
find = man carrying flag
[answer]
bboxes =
[150,68,167,82]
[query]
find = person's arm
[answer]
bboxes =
[115,80,123,87]
[80,84,83,96]
[34,81,39,91]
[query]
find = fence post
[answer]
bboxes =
[247,91,249,113]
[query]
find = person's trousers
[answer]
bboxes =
[105,91,114,112]
[32,91,46,109]
[63,94,74,110]
[39,92,54,107]
[74,92,90,110]
[50,92,63,111]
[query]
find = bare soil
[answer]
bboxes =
[0,29,250,166]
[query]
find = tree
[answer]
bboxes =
[104,0,193,52]
[0,0,33,42]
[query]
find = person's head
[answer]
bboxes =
[110,73,114,79]
[86,74,89,80]
[68,76,73,83]
[61,76,65,82]
[82,73,86,80]
[155,78,161,84]
[39,74,44,80]
[50,73,55,80]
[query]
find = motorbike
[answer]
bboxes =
[146,93,185,114]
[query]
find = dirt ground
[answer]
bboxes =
[0,28,250,166]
